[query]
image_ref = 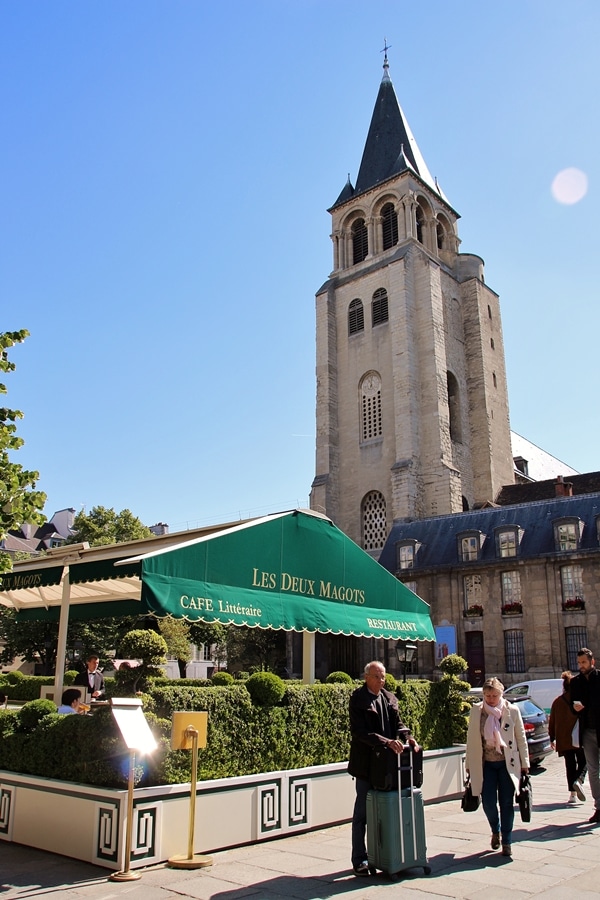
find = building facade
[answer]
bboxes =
[310,54,514,554]
[379,475,600,684]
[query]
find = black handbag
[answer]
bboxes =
[369,745,423,791]
[516,773,532,822]
[461,775,480,812]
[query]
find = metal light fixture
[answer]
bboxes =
[396,642,417,683]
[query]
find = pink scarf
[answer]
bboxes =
[482,700,507,752]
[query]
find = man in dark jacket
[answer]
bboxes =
[571,647,600,823]
[348,660,418,875]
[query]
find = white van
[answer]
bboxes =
[504,679,563,714]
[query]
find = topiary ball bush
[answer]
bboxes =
[63,670,79,685]
[438,654,468,678]
[246,671,285,706]
[325,671,353,684]
[18,698,57,732]
[384,673,397,692]
[211,671,234,686]
[5,671,25,684]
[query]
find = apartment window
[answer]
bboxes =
[553,518,582,551]
[396,540,420,571]
[372,288,389,326]
[501,571,522,606]
[360,372,382,441]
[566,626,588,671]
[495,526,522,558]
[463,574,483,609]
[203,644,212,661]
[458,532,483,562]
[352,218,368,264]
[561,565,584,603]
[348,298,364,335]
[504,630,526,673]
[403,581,418,595]
[361,491,387,552]
[382,202,398,249]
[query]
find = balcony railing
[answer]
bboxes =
[562,598,586,612]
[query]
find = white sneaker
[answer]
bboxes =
[573,782,586,802]
[568,792,578,804]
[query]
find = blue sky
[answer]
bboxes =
[2,1,598,532]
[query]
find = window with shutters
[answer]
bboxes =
[372,288,389,326]
[348,298,364,335]
[352,218,368,264]
[504,630,526,673]
[382,202,398,250]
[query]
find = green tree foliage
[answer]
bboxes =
[0,609,143,675]
[188,621,228,667]
[438,653,468,677]
[66,505,152,547]
[0,330,46,573]
[158,617,192,677]
[226,625,286,673]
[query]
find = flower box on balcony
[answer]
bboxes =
[501,603,523,616]
[563,598,586,612]
[464,605,483,618]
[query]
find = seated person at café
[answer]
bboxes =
[57,688,82,714]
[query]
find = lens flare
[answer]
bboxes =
[551,168,588,205]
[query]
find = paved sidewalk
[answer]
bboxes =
[2,753,600,899]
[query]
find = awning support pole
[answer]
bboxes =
[53,567,71,702]
[302,631,315,684]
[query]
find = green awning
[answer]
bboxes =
[136,510,434,641]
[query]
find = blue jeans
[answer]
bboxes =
[351,777,371,866]
[481,760,515,844]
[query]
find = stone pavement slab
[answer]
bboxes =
[2,753,600,899]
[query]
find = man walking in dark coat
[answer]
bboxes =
[571,647,600,823]
[348,660,418,875]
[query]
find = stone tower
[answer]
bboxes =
[310,54,514,553]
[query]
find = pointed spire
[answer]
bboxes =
[350,49,443,201]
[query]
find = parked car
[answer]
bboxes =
[510,696,553,767]
[504,679,563,714]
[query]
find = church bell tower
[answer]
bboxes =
[310,52,514,553]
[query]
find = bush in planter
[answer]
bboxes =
[325,671,353,684]
[17,698,57,732]
[246,672,285,706]
[211,671,234,686]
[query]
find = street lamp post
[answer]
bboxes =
[396,642,417,683]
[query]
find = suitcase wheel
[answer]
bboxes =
[423,865,431,875]
[369,866,377,876]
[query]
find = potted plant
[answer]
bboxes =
[501,601,523,616]
[563,596,586,611]
[464,604,483,618]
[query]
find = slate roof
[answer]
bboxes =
[330,56,447,210]
[379,492,600,573]
[496,472,600,506]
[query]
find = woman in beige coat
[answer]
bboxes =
[465,677,529,857]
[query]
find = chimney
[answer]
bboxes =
[555,476,573,497]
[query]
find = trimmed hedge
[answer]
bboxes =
[0,675,468,788]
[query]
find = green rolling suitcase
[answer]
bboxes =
[366,748,430,878]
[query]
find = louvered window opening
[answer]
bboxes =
[362,491,387,551]
[372,289,389,326]
[362,391,382,441]
[352,219,368,264]
[382,203,398,249]
[348,299,364,335]
[504,630,526,673]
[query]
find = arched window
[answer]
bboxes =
[352,218,368,264]
[381,203,398,250]
[436,220,445,249]
[361,490,387,552]
[416,207,425,244]
[360,372,382,441]
[372,288,389,326]
[447,371,462,442]
[348,299,364,335]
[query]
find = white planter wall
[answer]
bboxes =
[0,745,465,870]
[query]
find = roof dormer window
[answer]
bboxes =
[553,517,583,552]
[458,531,485,562]
[495,525,523,558]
